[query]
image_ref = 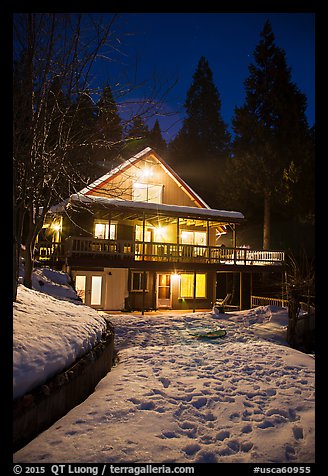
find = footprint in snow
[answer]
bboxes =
[183,443,201,456]
[216,430,230,441]
[138,401,156,411]
[293,426,304,440]
[229,412,240,422]
[285,445,297,461]
[161,431,179,439]
[159,377,170,388]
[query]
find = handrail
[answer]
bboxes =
[251,295,289,307]
[35,238,285,265]
[62,237,285,265]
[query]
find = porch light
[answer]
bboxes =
[141,167,153,179]
[171,272,180,282]
[51,221,61,232]
[154,226,166,241]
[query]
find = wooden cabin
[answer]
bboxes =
[36,147,285,311]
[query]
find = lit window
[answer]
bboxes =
[131,271,148,291]
[91,276,102,306]
[133,182,163,203]
[181,230,206,245]
[180,273,206,298]
[94,222,116,239]
[75,275,86,303]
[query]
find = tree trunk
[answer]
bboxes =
[13,204,26,301]
[287,292,300,348]
[23,241,34,289]
[263,191,271,250]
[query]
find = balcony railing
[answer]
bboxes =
[53,237,284,266]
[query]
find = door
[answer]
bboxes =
[157,273,171,308]
[104,268,128,310]
[74,273,103,308]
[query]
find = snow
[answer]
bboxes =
[13,274,107,399]
[68,193,245,221]
[13,272,315,463]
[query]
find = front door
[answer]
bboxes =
[157,273,171,308]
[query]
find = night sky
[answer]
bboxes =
[91,12,315,141]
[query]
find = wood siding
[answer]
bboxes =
[87,153,205,208]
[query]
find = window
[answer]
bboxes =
[133,182,163,204]
[131,271,149,292]
[181,230,207,246]
[94,221,116,240]
[75,275,86,303]
[91,276,102,305]
[180,273,206,298]
[135,225,152,242]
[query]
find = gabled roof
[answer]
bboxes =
[78,147,210,209]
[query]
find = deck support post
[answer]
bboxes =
[193,271,196,313]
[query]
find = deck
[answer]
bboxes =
[36,237,285,267]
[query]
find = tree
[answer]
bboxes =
[68,90,98,184]
[94,84,123,166]
[123,114,150,157]
[169,56,231,206]
[13,13,118,298]
[13,13,177,300]
[148,119,167,155]
[230,21,312,249]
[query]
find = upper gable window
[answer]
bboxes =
[132,182,163,204]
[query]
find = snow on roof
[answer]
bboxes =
[78,148,153,196]
[69,193,245,221]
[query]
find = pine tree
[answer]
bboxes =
[68,90,98,183]
[95,84,123,164]
[123,114,150,158]
[169,56,230,206]
[230,21,313,249]
[148,119,167,154]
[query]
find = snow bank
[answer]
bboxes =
[18,265,79,302]
[13,285,107,399]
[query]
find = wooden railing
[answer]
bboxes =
[59,237,284,266]
[251,295,289,308]
[34,242,64,261]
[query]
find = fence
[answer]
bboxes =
[251,295,289,308]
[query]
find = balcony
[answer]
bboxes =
[35,237,284,267]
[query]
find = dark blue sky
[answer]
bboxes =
[91,12,315,142]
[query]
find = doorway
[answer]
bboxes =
[157,273,171,308]
[74,273,103,308]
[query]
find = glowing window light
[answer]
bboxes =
[154,226,166,241]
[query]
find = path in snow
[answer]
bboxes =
[13,308,315,463]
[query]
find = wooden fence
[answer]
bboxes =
[251,295,289,308]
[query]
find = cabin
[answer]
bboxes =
[36,147,285,312]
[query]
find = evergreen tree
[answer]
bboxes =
[95,84,123,164]
[68,90,98,183]
[229,21,313,249]
[169,56,230,206]
[148,119,167,154]
[123,114,150,158]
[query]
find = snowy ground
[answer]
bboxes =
[13,273,315,464]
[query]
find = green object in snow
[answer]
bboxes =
[190,328,227,339]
